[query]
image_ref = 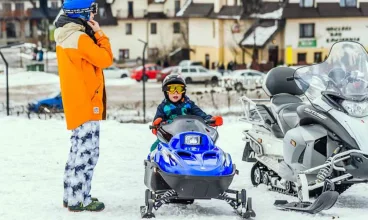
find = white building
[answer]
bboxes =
[283,0,368,65]
[100,0,188,64]
[177,0,285,70]
[0,0,62,46]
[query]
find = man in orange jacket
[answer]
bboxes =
[54,0,113,212]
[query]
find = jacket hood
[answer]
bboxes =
[54,15,85,44]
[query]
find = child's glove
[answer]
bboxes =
[152,118,163,135]
[210,116,223,127]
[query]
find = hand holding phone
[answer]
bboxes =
[87,19,101,32]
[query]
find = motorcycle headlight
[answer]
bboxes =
[341,100,368,117]
[185,135,201,145]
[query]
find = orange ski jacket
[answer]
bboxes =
[54,22,113,130]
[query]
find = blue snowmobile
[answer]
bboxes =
[140,115,256,219]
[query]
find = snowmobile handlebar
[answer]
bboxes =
[148,119,216,130]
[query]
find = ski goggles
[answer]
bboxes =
[63,2,98,15]
[165,84,186,94]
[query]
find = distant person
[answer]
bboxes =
[54,0,113,212]
[38,49,44,61]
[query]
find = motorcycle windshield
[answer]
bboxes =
[294,41,368,102]
[160,115,218,142]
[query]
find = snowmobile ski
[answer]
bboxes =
[273,191,339,214]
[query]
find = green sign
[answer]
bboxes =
[298,39,317,48]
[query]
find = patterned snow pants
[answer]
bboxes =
[63,121,100,207]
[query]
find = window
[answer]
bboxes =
[199,68,207,73]
[181,68,189,73]
[15,3,24,16]
[148,48,159,57]
[2,3,11,12]
[128,1,134,18]
[299,24,315,38]
[314,52,322,63]
[51,1,58,9]
[126,23,132,35]
[298,53,307,63]
[189,68,197,73]
[99,7,106,18]
[119,49,129,60]
[340,0,357,7]
[300,0,314,7]
[15,3,24,11]
[175,0,181,14]
[151,23,157,34]
[173,22,180,34]
[6,22,16,38]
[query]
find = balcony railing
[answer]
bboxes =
[0,10,30,18]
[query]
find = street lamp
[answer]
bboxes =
[0,43,24,116]
[138,39,148,123]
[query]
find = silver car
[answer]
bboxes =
[226,69,265,92]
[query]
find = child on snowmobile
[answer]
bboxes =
[150,74,223,151]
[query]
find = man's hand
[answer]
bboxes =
[87,19,101,32]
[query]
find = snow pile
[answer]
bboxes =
[0,71,59,88]
[20,51,57,60]
[0,65,25,74]
[250,8,283,19]
[241,24,278,47]
[176,0,192,16]
[1,116,368,219]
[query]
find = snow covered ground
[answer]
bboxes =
[1,116,368,220]
[0,71,137,89]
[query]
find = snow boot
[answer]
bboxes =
[68,201,105,212]
[63,197,99,208]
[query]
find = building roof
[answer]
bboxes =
[240,20,284,48]
[144,12,168,19]
[283,3,368,19]
[181,3,214,18]
[178,2,284,20]
[30,8,60,19]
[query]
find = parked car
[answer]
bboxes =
[104,66,130,78]
[224,69,265,92]
[130,64,162,82]
[28,92,63,113]
[178,60,203,67]
[156,66,178,82]
[171,65,222,85]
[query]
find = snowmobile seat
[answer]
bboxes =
[271,94,304,134]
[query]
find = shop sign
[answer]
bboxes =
[298,39,317,47]
[325,26,360,43]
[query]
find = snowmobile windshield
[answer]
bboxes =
[294,41,368,103]
[158,115,218,143]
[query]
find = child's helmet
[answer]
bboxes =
[162,74,187,101]
[62,0,97,21]
[162,74,186,92]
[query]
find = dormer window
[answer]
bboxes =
[340,0,357,7]
[300,0,314,8]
